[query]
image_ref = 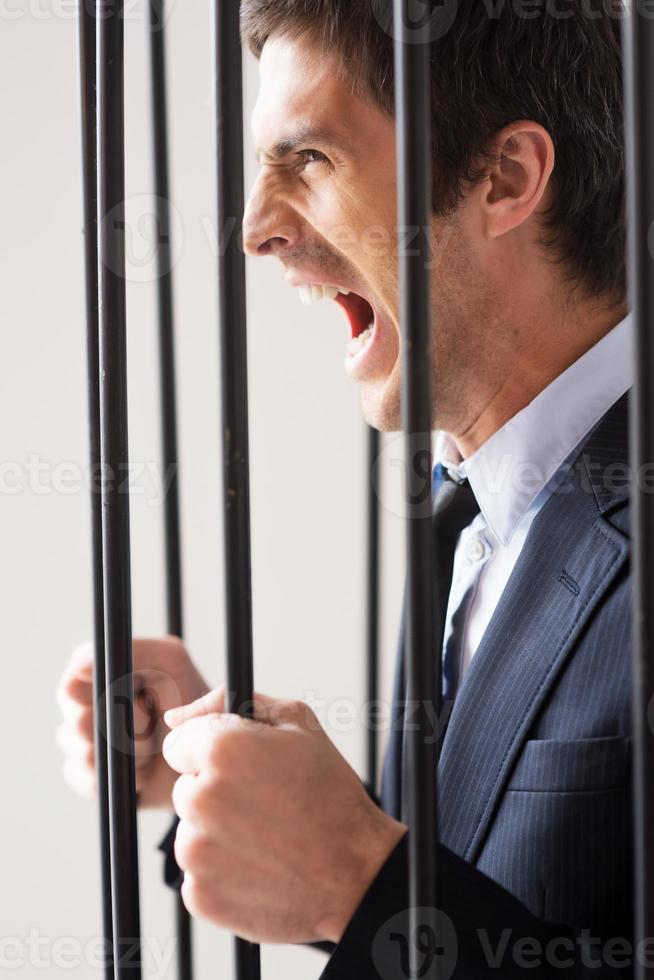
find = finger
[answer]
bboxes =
[174,819,222,879]
[58,638,181,711]
[164,686,226,729]
[163,712,264,774]
[56,663,96,712]
[171,772,199,822]
[173,816,193,870]
[57,677,95,712]
[163,714,224,774]
[164,687,283,730]
[59,641,95,685]
[247,695,316,729]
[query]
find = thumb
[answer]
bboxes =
[164,687,281,730]
[164,685,225,729]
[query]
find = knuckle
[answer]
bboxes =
[174,825,212,873]
[58,675,92,711]
[170,774,184,812]
[291,698,307,718]
[286,698,313,726]
[172,775,201,823]
[186,783,213,824]
[302,703,320,729]
[207,730,233,769]
[205,718,261,774]
[56,679,77,711]
[199,687,224,715]
[182,875,220,923]
[83,742,96,769]
[73,709,94,740]
[177,770,225,826]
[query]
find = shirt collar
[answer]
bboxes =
[434,314,633,546]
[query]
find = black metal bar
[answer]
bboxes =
[146,2,193,975]
[213,1,261,978]
[148,0,184,643]
[96,1,142,975]
[393,1,437,977]
[77,3,113,975]
[621,8,654,977]
[366,426,381,793]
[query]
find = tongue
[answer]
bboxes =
[335,292,374,339]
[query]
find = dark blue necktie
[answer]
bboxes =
[434,473,481,712]
[380,469,480,820]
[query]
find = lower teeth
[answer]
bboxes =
[347,324,374,357]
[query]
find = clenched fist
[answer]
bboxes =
[163,688,407,945]
[56,636,210,809]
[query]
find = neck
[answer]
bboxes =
[453,297,628,460]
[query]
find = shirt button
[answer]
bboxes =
[465,537,486,563]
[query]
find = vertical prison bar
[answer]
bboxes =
[393,2,438,978]
[77,2,114,974]
[213,1,261,978]
[146,1,194,975]
[96,1,143,974]
[366,426,381,793]
[622,7,654,977]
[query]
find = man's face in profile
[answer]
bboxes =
[244,33,407,430]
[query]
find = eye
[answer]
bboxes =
[296,148,331,171]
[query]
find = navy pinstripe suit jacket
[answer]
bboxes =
[322,392,635,978]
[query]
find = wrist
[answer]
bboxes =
[319,808,408,944]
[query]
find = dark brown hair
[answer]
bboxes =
[241,0,626,303]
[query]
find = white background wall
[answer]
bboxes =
[0,1,406,975]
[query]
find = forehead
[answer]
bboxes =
[251,34,371,155]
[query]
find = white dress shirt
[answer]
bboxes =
[435,314,633,680]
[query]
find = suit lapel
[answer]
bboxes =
[438,393,631,862]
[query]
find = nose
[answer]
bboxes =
[242,173,301,258]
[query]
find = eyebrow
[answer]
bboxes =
[257,124,354,163]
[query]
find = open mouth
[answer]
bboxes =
[296,283,375,358]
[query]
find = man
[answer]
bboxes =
[57,1,636,976]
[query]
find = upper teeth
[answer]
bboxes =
[298,284,350,305]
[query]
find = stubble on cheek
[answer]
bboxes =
[360,362,402,432]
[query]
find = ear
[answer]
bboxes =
[480,122,555,239]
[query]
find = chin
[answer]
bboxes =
[360,377,402,433]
